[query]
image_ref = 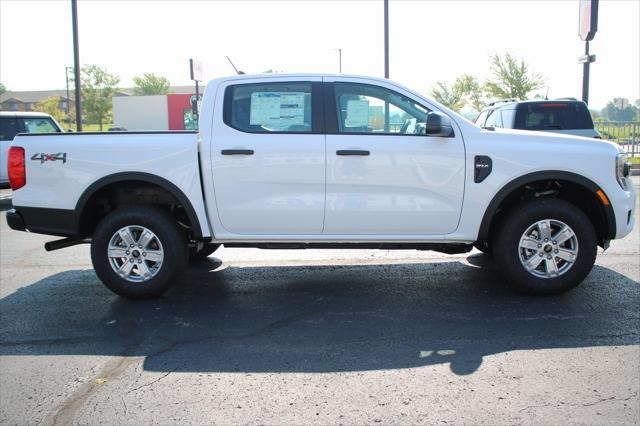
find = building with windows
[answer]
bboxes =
[0,90,73,112]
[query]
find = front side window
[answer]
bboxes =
[484,109,503,128]
[475,110,489,127]
[21,118,59,133]
[334,83,429,135]
[225,82,313,133]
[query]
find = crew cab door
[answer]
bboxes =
[323,79,465,235]
[209,77,325,235]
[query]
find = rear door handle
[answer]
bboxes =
[221,149,254,155]
[336,149,370,156]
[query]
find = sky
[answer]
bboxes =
[1,0,639,110]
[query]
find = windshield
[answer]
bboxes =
[21,117,61,133]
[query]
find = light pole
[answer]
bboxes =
[71,0,82,131]
[383,0,389,78]
[332,48,342,73]
[65,66,73,128]
[578,0,598,105]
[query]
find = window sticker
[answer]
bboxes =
[345,99,370,127]
[250,92,281,125]
[250,92,306,129]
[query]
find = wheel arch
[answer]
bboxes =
[477,170,616,245]
[74,172,204,240]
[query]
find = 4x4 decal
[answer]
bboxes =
[31,153,67,164]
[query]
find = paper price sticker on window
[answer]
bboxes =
[250,92,281,125]
[345,99,370,127]
[250,92,306,129]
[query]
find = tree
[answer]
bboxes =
[431,74,484,112]
[453,74,484,111]
[601,98,638,122]
[0,83,6,96]
[483,53,544,100]
[79,65,120,131]
[132,73,170,95]
[430,81,464,111]
[33,97,65,123]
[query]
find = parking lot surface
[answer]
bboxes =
[0,180,638,425]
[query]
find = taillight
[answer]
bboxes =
[8,147,26,190]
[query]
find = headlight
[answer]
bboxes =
[616,153,630,190]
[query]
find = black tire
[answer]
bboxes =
[189,243,221,261]
[91,205,188,299]
[493,198,597,295]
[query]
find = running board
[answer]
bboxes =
[223,242,473,254]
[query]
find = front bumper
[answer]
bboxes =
[613,179,636,239]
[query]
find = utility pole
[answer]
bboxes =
[71,0,82,130]
[338,48,342,73]
[383,0,389,78]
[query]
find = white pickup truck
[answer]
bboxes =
[5,74,635,299]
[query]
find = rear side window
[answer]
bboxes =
[21,118,60,133]
[516,102,594,130]
[500,109,516,128]
[0,117,19,141]
[224,82,313,133]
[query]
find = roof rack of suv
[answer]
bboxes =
[486,98,518,107]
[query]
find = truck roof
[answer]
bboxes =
[0,111,56,118]
[206,73,391,84]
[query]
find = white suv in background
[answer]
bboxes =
[0,112,63,188]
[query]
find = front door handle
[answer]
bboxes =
[336,149,370,156]
[221,149,254,155]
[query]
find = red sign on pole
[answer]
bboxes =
[579,0,599,41]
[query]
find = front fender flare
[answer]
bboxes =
[477,170,616,242]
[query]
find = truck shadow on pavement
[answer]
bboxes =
[0,256,638,376]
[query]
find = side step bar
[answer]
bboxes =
[44,238,91,252]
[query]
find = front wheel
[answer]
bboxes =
[493,198,597,295]
[91,206,188,299]
[189,243,221,262]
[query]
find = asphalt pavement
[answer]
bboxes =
[0,180,638,425]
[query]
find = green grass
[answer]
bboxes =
[63,123,114,132]
[628,156,640,164]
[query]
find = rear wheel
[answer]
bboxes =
[91,206,188,299]
[493,198,597,295]
[473,241,492,256]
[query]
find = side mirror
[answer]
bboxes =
[425,111,454,137]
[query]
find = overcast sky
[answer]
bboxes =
[1,0,638,109]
